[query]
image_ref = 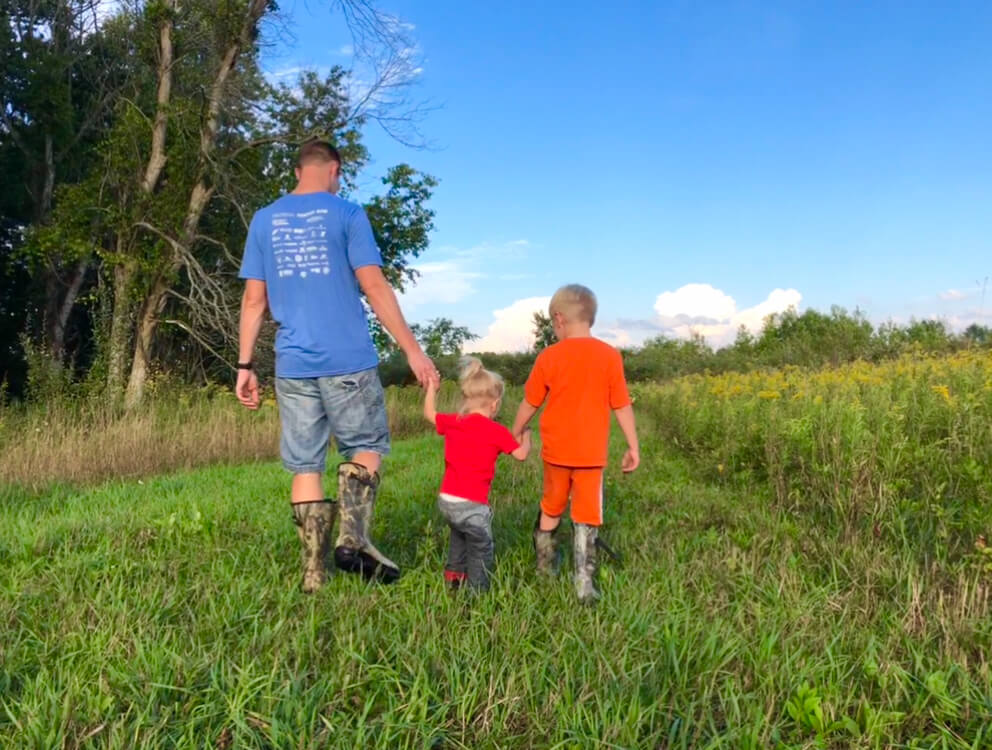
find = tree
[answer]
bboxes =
[963,324,991,346]
[532,311,555,352]
[411,318,477,359]
[18,0,434,407]
[1,0,129,371]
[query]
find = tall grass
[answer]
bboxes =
[637,350,992,557]
[0,385,280,489]
[0,381,479,489]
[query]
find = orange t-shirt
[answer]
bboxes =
[524,337,631,468]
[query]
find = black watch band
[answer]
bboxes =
[236,361,253,370]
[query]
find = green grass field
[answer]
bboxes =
[2,423,991,749]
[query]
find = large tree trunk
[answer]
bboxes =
[107,261,135,396]
[50,258,89,362]
[124,262,184,408]
[122,0,269,406]
[124,272,171,408]
[142,0,174,195]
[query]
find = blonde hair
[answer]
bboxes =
[458,356,505,414]
[549,284,597,325]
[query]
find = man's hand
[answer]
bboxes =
[407,349,440,388]
[236,369,260,410]
[621,447,640,473]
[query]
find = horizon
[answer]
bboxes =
[270,1,991,353]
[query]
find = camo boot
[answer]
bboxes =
[533,509,561,576]
[573,523,601,605]
[291,499,337,594]
[334,462,400,583]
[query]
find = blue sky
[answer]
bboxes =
[266,0,992,350]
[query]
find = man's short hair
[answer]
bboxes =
[550,284,597,325]
[297,140,341,168]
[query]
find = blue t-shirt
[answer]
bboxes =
[239,192,381,378]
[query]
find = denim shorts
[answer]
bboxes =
[275,368,390,474]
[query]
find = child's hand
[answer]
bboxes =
[621,447,639,473]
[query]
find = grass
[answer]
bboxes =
[2,417,991,748]
[0,382,460,490]
[636,351,992,560]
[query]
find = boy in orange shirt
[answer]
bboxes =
[511,284,639,604]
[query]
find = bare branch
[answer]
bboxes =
[333,0,434,147]
[134,221,183,253]
[159,317,236,370]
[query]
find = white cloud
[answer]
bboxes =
[654,283,736,324]
[464,283,803,353]
[399,262,482,308]
[465,297,551,353]
[397,239,533,311]
[651,283,802,346]
[335,44,355,56]
[733,288,803,333]
[939,289,968,301]
[270,66,305,79]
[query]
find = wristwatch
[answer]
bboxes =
[236,361,253,370]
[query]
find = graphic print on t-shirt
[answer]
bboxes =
[271,208,333,280]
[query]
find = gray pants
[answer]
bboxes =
[437,496,494,591]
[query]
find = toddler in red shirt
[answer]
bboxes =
[424,357,531,591]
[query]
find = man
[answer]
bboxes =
[236,140,438,592]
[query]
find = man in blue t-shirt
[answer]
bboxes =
[236,140,438,592]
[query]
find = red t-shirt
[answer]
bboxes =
[435,413,520,504]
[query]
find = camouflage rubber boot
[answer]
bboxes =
[573,523,601,605]
[533,509,560,576]
[334,462,400,584]
[291,499,337,594]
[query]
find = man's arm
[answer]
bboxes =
[614,404,640,472]
[355,265,438,387]
[512,401,539,441]
[236,279,268,410]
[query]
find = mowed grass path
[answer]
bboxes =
[1,427,991,749]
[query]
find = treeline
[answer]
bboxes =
[380,307,992,388]
[1,1,434,406]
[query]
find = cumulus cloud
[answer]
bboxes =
[939,289,968,301]
[397,239,534,311]
[654,283,736,324]
[465,297,551,353]
[399,262,482,308]
[651,283,802,346]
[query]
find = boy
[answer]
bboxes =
[511,284,639,604]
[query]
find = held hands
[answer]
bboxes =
[235,369,260,410]
[407,349,440,389]
[621,446,640,473]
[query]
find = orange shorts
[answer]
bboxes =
[540,462,604,526]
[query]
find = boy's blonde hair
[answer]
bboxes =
[549,284,597,326]
[458,356,504,413]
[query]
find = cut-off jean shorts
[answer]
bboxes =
[275,368,390,474]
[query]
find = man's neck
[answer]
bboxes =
[291,181,336,195]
